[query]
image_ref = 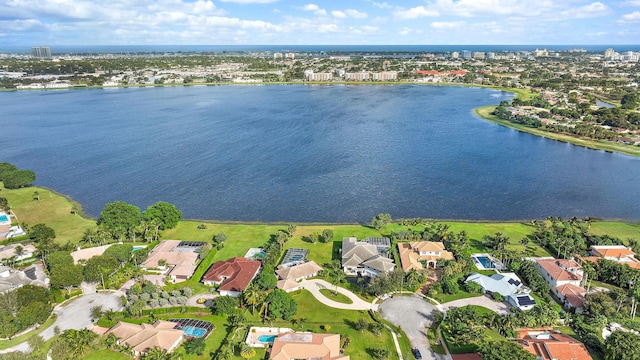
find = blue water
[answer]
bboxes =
[258,335,277,343]
[183,326,206,338]
[476,256,494,269]
[132,246,145,252]
[1,85,640,222]
[0,215,8,222]
[2,45,640,54]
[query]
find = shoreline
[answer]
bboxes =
[473,105,640,159]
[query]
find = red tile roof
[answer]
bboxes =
[202,257,261,292]
[518,331,592,360]
[451,354,482,360]
[557,283,586,308]
[535,259,582,281]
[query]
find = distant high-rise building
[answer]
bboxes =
[472,52,485,59]
[604,48,615,60]
[451,52,459,59]
[462,50,472,59]
[31,46,52,59]
[486,52,495,59]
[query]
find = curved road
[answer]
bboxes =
[379,295,438,360]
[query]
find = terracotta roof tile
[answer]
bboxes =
[202,257,261,292]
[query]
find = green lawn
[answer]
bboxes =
[319,289,353,304]
[589,222,640,241]
[433,291,481,304]
[0,183,96,243]
[83,349,132,360]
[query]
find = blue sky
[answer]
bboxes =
[1,0,639,45]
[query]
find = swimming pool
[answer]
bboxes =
[183,326,207,338]
[0,215,9,223]
[289,254,303,261]
[476,256,494,269]
[258,335,277,343]
[132,246,146,252]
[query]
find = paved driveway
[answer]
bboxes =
[2,292,124,353]
[441,294,511,315]
[300,279,375,310]
[379,295,438,360]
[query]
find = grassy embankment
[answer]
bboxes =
[474,105,640,159]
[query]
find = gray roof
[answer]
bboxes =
[342,237,395,272]
[363,256,395,272]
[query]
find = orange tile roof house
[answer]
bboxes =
[398,241,454,271]
[141,240,201,283]
[202,257,261,297]
[534,259,586,311]
[106,320,183,356]
[579,245,640,269]
[518,329,593,360]
[269,332,349,360]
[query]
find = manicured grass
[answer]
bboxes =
[427,323,445,355]
[589,221,640,241]
[319,289,354,304]
[83,349,132,360]
[434,291,481,304]
[0,184,97,244]
[474,106,640,159]
[464,305,497,316]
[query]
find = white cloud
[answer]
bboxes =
[372,2,392,9]
[431,21,466,29]
[345,9,368,19]
[619,11,640,22]
[302,3,327,16]
[622,0,640,5]
[398,27,412,35]
[220,0,278,3]
[394,6,439,19]
[332,10,346,18]
[560,2,610,19]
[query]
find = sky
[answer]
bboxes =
[1,0,640,46]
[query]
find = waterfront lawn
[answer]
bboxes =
[589,221,640,242]
[0,184,96,244]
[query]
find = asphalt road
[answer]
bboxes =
[379,295,438,360]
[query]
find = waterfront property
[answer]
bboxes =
[577,245,640,269]
[269,332,349,360]
[0,243,36,262]
[201,257,261,297]
[471,253,506,271]
[71,244,113,264]
[279,248,309,269]
[105,320,183,356]
[245,327,294,348]
[141,240,203,283]
[465,272,536,311]
[0,212,24,241]
[398,241,455,271]
[534,258,586,311]
[341,237,394,278]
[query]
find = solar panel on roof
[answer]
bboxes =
[517,296,536,306]
[508,278,521,286]
[24,267,37,280]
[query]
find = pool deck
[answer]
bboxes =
[471,253,506,271]
[244,247,265,260]
[246,327,294,348]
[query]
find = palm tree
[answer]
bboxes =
[242,284,262,315]
[520,237,529,253]
[239,343,256,359]
[33,191,40,201]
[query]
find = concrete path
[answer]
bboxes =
[379,295,438,360]
[186,293,217,307]
[0,292,124,354]
[299,279,376,310]
[441,294,511,315]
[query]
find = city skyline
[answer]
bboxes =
[1,0,640,46]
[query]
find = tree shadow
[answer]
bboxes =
[332,240,342,261]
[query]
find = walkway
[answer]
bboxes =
[440,294,511,315]
[299,279,376,310]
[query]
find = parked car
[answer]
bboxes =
[413,348,422,359]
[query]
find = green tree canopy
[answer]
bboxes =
[104,243,133,264]
[142,201,182,230]
[29,223,56,243]
[267,289,297,320]
[47,251,74,272]
[2,170,36,189]
[83,255,118,283]
[0,197,9,211]
[478,341,536,360]
[605,330,640,360]
[0,163,18,180]
[98,201,141,240]
[254,267,277,290]
[50,264,84,291]
[210,296,238,316]
[371,213,392,230]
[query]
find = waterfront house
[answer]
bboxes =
[578,245,640,269]
[398,241,454,271]
[341,237,394,278]
[276,261,323,292]
[141,240,202,283]
[201,257,261,297]
[534,259,586,311]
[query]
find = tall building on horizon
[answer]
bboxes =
[31,46,52,59]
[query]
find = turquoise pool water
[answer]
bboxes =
[183,326,206,338]
[258,335,277,343]
[0,215,8,222]
[476,256,494,269]
[132,246,145,252]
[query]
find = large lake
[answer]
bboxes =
[1,85,639,222]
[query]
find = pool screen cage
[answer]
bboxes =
[168,318,214,334]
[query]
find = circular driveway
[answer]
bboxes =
[379,295,438,360]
